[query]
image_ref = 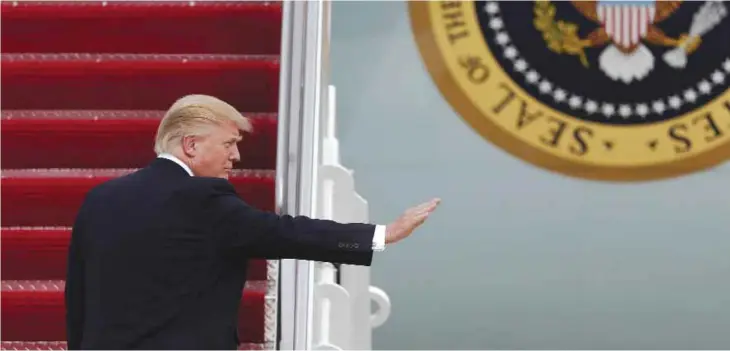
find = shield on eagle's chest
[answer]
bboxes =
[596,0,656,49]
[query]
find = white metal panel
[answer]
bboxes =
[276,0,330,350]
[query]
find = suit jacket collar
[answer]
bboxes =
[148,157,193,178]
[157,153,193,176]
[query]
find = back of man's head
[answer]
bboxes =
[154,94,252,155]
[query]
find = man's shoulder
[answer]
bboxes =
[81,171,239,208]
[83,174,127,201]
[84,170,148,196]
[166,177,240,217]
[174,176,238,198]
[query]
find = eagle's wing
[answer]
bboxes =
[654,1,683,22]
[571,1,600,23]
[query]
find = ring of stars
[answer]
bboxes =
[483,1,730,120]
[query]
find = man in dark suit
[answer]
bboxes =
[64,94,440,349]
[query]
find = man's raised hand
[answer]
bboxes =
[384,198,441,244]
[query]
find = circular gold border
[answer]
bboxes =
[408,1,730,182]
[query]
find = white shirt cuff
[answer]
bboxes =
[372,225,386,251]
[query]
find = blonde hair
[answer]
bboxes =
[154,94,252,155]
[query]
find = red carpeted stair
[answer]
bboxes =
[0,1,281,349]
[2,110,277,170]
[1,53,279,111]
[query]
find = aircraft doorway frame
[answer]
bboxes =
[275,1,331,350]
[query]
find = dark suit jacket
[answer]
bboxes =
[65,158,375,349]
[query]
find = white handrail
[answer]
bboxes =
[369,286,391,329]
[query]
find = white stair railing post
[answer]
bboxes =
[311,85,392,350]
[312,262,351,350]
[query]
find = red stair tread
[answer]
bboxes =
[0,280,268,343]
[1,1,282,55]
[0,341,67,350]
[0,341,270,350]
[1,110,277,170]
[1,227,269,281]
[0,169,274,227]
[1,53,279,112]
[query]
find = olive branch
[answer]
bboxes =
[533,0,589,68]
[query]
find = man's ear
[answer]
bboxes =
[181,135,197,157]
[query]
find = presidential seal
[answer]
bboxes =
[409,1,730,181]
